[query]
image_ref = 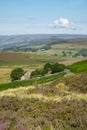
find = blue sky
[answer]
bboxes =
[0,0,87,35]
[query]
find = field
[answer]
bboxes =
[34,42,87,57]
[0,51,84,84]
[0,52,69,67]
[0,68,11,84]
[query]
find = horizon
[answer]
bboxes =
[0,34,87,39]
[0,0,87,35]
[0,34,87,37]
[0,33,87,36]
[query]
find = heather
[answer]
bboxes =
[0,73,87,130]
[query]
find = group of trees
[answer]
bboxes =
[10,63,65,81]
[30,63,65,78]
[30,69,47,78]
[62,51,72,57]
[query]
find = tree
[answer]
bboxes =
[69,51,72,56]
[51,63,65,74]
[62,51,67,57]
[30,69,39,78]
[10,68,24,82]
[30,69,47,78]
[44,63,52,73]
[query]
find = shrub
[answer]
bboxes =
[10,68,24,82]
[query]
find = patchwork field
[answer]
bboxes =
[35,41,87,57]
[1,37,87,58]
[3,38,87,58]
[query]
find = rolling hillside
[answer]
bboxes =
[0,35,87,130]
[0,49,87,129]
[0,72,87,130]
[1,34,87,50]
[1,35,87,58]
[0,51,87,84]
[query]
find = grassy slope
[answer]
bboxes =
[0,68,12,84]
[1,59,87,90]
[0,51,83,84]
[67,60,87,73]
[0,73,87,130]
[0,73,64,91]
[0,51,67,84]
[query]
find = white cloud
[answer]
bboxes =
[49,18,76,30]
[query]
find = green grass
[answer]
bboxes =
[67,60,87,73]
[0,73,64,91]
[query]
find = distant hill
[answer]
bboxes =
[0,34,87,51]
[1,34,87,58]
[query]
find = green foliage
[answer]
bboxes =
[67,60,87,73]
[43,63,52,72]
[30,69,47,78]
[10,68,24,81]
[31,69,39,78]
[31,63,65,78]
[51,63,65,74]
[0,73,64,91]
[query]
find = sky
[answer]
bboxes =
[0,0,87,35]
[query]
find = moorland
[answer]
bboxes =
[0,34,87,130]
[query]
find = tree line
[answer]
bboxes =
[10,63,65,81]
